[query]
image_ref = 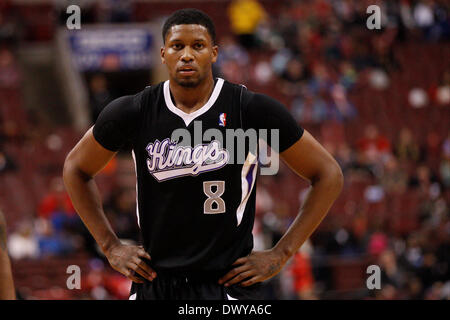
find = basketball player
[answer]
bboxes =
[0,210,15,300]
[63,9,343,300]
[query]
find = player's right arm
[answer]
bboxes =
[63,95,156,284]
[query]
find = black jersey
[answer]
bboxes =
[93,78,303,275]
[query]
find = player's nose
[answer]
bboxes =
[180,46,194,62]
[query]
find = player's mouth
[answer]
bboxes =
[178,66,197,76]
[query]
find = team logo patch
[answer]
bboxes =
[219,113,227,127]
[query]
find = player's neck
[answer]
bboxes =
[169,76,215,114]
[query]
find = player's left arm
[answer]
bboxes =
[0,210,16,299]
[219,93,344,287]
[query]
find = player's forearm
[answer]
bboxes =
[0,253,16,300]
[272,166,343,263]
[63,164,120,254]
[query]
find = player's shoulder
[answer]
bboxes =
[138,81,164,98]
[220,78,256,105]
[132,81,165,109]
[221,78,248,92]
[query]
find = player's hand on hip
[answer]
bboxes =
[104,243,157,283]
[218,250,284,287]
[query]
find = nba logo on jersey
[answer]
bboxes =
[219,113,227,127]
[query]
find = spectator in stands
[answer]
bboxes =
[329,83,357,122]
[394,127,422,163]
[37,177,75,220]
[97,0,132,23]
[81,258,112,300]
[413,0,436,39]
[220,59,243,84]
[279,58,309,96]
[215,36,250,81]
[0,149,17,174]
[289,241,317,300]
[357,124,391,164]
[216,35,249,70]
[409,164,439,196]
[228,0,267,49]
[307,63,334,95]
[88,74,114,122]
[0,47,20,89]
[291,91,327,124]
[434,70,450,106]
[0,5,22,45]
[417,250,442,291]
[380,155,408,194]
[378,248,406,289]
[338,61,358,89]
[334,142,356,173]
[35,217,75,257]
[440,133,450,188]
[7,221,39,260]
[37,177,83,252]
[425,131,442,165]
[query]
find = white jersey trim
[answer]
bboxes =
[236,152,258,226]
[226,293,238,300]
[131,150,140,228]
[163,78,225,126]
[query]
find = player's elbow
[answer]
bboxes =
[62,152,75,185]
[62,151,87,186]
[325,161,344,195]
[312,159,344,195]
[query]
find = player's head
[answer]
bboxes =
[161,8,218,88]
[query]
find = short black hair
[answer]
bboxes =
[162,8,216,45]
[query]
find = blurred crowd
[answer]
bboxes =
[217,0,449,300]
[1,0,449,300]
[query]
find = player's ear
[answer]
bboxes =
[160,46,166,64]
[211,44,218,63]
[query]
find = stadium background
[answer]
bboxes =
[0,0,449,300]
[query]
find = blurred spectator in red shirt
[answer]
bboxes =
[357,124,391,163]
[37,177,75,220]
[367,230,389,257]
[289,241,317,300]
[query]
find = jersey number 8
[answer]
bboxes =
[203,181,225,214]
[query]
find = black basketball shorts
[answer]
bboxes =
[128,270,265,300]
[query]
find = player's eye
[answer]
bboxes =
[194,43,204,50]
[172,43,182,49]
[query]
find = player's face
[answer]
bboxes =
[161,24,218,87]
